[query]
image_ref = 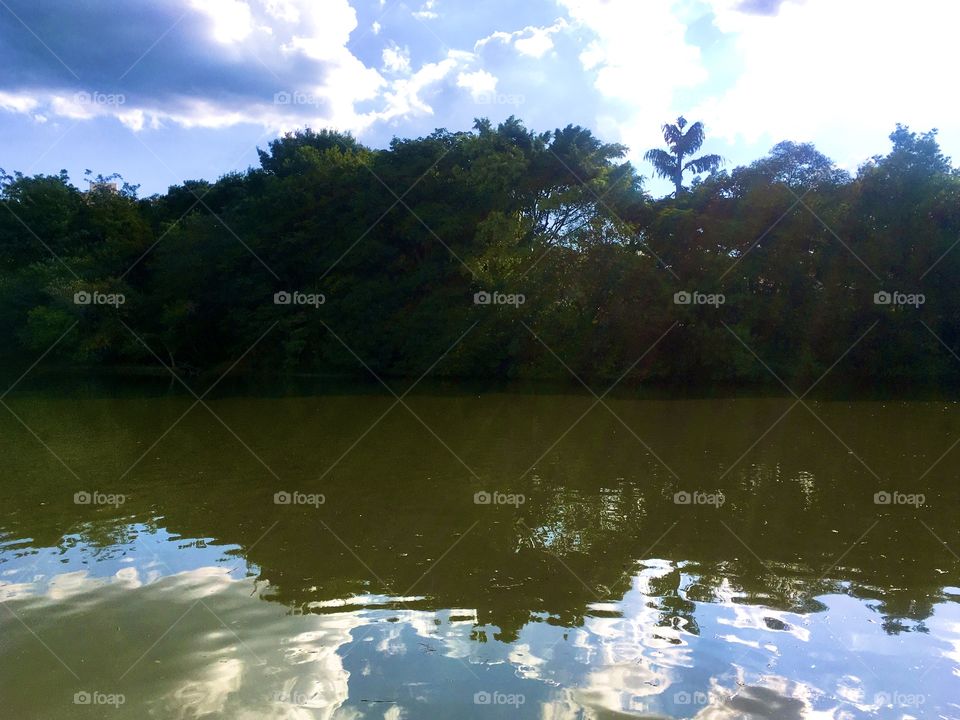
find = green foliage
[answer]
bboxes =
[0,120,957,388]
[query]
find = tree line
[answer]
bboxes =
[1,117,958,388]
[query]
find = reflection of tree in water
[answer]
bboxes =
[645,566,700,637]
[4,489,956,642]
[881,616,929,635]
[3,393,960,643]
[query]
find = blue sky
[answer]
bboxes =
[1,0,957,197]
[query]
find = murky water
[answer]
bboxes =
[1,386,959,718]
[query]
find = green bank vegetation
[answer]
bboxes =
[1,118,958,386]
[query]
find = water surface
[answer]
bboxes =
[1,387,959,718]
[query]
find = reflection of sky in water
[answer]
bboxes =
[0,522,251,600]
[1,525,959,719]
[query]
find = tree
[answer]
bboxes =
[644,116,723,196]
[0,120,957,386]
[744,141,850,189]
[257,128,364,176]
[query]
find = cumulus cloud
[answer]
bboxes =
[382,42,412,74]
[413,0,439,20]
[0,0,473,136]
[456,69,498,102]
[0,90,38,113]
[377,50,473,120]
[475,19,567,59]
[695,0,960,166]
[188,0,255,44]
[4,0,953,192]
[557,0,707,163]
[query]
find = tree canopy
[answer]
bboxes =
[1,118,958,390]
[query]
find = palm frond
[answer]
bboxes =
[662,123,683,149]
[683,153,724,174]
[643,149,678,180]
[677,122,706,155]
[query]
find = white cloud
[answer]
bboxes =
[413,0,438,20]
[456,69,498,101]
[376,50,471,121]
[693,0,960,168]
[382,42,412,73]
[0,91,38,113]
[476,19,567,59]
[475,30,512,50]
[280,0,361,61]
[0,0,479,137]
[188,0,255,43]
[514,24,563,58]
[281,0,386,131]
[371,20,381,35]
[262,0,299,22]
[117,109,146,132]
[557,0,707,161]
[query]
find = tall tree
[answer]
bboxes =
[644,116,723,196]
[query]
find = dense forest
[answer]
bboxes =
[1,118,958,387]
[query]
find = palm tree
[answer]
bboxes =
[644,117,723,196]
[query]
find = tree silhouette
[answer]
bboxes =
[644,116,723,196]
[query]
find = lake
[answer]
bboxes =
[1,385,959,718]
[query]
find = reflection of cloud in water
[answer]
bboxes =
[308,595,425,609]
[686,675,823,720]
[165,657,244,719]
[271,613,374,718]
[1,565,146,601]
[4,542,959,719]
[0,579,33,601]
[576,661,671,714]
[149,571,361,719]
[934,619,960,669]
[508,642,547,681]
[3,564,360,719]
[717,603,810,642]
[505,563,686,715]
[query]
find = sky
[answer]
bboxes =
[0,0,958,197]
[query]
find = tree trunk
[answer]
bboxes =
[674,151,684,196]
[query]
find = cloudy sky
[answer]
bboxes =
[1,0,957,196]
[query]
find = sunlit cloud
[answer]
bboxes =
[475,19,568,59]
[0,0,956,193]
[694,0,960,167]
[456,69,498,102]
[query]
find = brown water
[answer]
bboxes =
[1,386,959,718]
